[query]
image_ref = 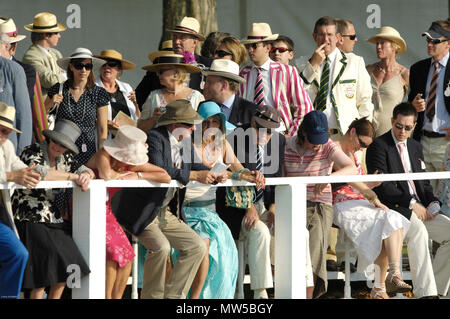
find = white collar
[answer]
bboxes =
[391,130,408,147]
[325,47,339,65]
[222,94,236,108]
[431,51,449,68]
[37,44,51,55]
[254,58,272,71]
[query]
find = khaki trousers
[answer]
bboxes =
[137,207,206,299]
[421,135,448,191]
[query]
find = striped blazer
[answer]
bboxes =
[238,61,313,136]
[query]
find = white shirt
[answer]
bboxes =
[246,58,275,107]
[321,48,339,129]
[159,130,182,211]
[391,131,415,198]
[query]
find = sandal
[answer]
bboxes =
[370,287,389,299]
[385,273,412,294]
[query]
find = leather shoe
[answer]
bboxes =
[326,260,339,271]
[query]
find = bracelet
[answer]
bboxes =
[368,196,378,204]
[137,172,143,179]
[232,168,250,180]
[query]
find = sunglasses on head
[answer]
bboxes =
[271,47,291,53]
[394,123,414,131]
[104,60,121,68]
[342,34,357,40]
[72,62,93,70]
[215,50,233,58]
[426,37,447,45]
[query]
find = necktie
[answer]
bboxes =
[315,57,330,112]
[220,104,231,120]
[398,142,419,198]
[255,145,264,202]
[254,67,264,105]
[173,144,182,169]
[426,61,440,122]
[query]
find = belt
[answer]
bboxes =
[423,130,445,138]
[329,128,339,135]
[183,199,216,208]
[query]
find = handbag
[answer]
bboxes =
[48,82,63,130]
[225,186,255,209]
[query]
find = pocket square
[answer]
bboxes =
[419,159,426,170]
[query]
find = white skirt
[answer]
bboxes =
[333,199,411,276]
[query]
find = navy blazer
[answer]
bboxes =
[366,130,438,220]
[13,56,36,109]
[408,57,450,141]
[112,126,194,236]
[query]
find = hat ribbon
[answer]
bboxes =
[247,35,269,39]
[174,26,198,34]
[153,56,184,64]
[32,23,58,30]
[6,31,18,37]
[0,115,14,125]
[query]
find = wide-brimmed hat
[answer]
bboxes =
[252,105,281,129]
[422,22,450,40]
[94,49,136,70]
[0,102,21,133]
[0,18,26,43]
[197,101,236,134]
[103,125,149,166]
[202,59,245,83]
[142,51,201,73]
[157,99,203,127]
[302,110,329,145]
[24,12,67,33]
[367,26,407,54]
[42,119,81,154]
[161,40,173,51]
[57,47,106,70]
[241,23,279,44]
[167,16,205,41]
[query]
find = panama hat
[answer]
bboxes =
[167,16,205,41]
[42,119,81,154]
[24,12,67,33]
[161,40,173,51]
[241,23,279,44]
[94,49,136,70]
[157,99,203,127]
[202,59,245,83]
[57,47,106,70]
[0,102,21,133]
[367,26,407,54]
[0,18,26,43]
[197,101,236,134]
[103,125,149,166]
[142,51,201,73]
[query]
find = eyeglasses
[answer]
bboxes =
[394,123,414,131]
[104,60,122,68]
[426,37,447,45]
[270,47,291,53]
[215,50,233,58]
[342,34,357,40]
[245,42,263,50]
[72,62,93,70]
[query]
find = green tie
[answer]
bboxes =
[315,57,330,112]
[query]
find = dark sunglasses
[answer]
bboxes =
[104,60,122,68]
[342,34,357,40]
[426,37,447,45]
[357,135,369,149]
[245,42,263,50]
[72,62,93,70]
[394,123,414,131]
[215,50,233,58]
[271,47,291,53]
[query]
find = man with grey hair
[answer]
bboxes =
[0,32,32,153]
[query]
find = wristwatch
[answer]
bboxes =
[137,172,143,179]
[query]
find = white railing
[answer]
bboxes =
[2,170,449,299]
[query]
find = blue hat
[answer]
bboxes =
[197,101,236,134]
[422,22,450,40]
[303,111,329,145]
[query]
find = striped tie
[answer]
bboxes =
[173,144,182,169]
[254,67,264,105]
[426,61,440,122]
[315,57,330,112]
[255,145,264,202]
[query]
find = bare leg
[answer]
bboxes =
[105,259,118,299]
[30,287,46,299]
[189,238,210,299]
[111,261,132,299]
[48,282,66,299]
[383,228,411,292]
[372,243,389,299]
[306,286,314,299]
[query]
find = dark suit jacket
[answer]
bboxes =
[227,95,258,127]
[13,56,36,108]
[216,124,286,239]
[366,130,438,220]
[408,57,450,141]
[112,126,196,236]
[135,54,213,109]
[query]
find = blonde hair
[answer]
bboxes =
[220,36,248,66]
[174,67,190,84]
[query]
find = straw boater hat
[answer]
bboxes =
[167,16,205,41]
[157,99,203,127]
[94,49,136,70]
[161,40,173,51]
[241,23,279,44]
[0,102,21,133]
[42,119,81,154]
[142,50,201,73]
[0,18,26,43]
[24,12,67,33]
[103,125,149,166]
[202,59,245,83]
[367,26,407,54]
[57,47,106,70]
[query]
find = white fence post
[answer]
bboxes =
[71,179,106,299]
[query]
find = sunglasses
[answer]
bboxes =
[178,122,194,128]
[104,60,122,68]
[271,47,291,53]
[356,135,370,149]
[394,123,414,131]
[215,50,233,58]
[245,42,263,50]
[0,128,12,136]
[72,62,93,70]
[342,34,357,40]
[426,37,447,45]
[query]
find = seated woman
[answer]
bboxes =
[137,51,204,132]
[172,101,264,299]
[87,125,170,299]
[332,118,411,298]
[12,119,94,299]
[283,110,357,299]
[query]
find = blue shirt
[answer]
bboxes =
[220,94,236,120]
